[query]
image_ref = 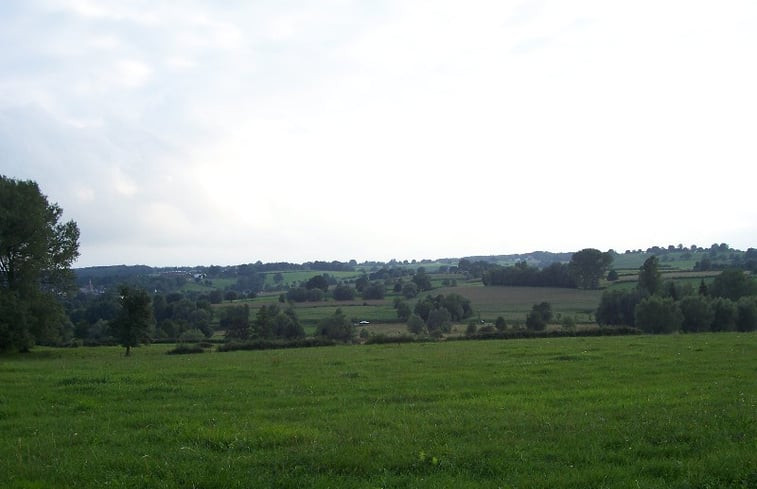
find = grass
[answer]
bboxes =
[439,285,603,322]
[2,334,755,488]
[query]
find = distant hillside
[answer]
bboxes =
[460,251,574,267]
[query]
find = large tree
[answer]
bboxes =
[0,176,80,351]
[112,285,154,356]
[638,256,662,295]
[569,248,612,289]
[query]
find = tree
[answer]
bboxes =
[270,308,305,339]
[709,268,755,301]
[361,282,385,300]
[0,176,80,351]
[596,289,642,326]
[317,308,353,342]
[634,296,682,334]
[406,314,427,335]
[710,297,737,332]
[569,248,612,289]
[679,295,714,333]
[638,256,662,295]
[112,286,154,356]
[526,302,552,330]
[305,274,329,292]
[411,268,432,291]
[222,305,250,340]
[332,284,355,301]
[495,316,507,331]
[736,297,757,332]
[395,301,412,321]
[401,282,419,299]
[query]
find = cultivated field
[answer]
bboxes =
[2,333,756,488]
[442,285,604,323]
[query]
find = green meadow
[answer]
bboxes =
[2,333,756,488]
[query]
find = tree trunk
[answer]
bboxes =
[125,345,131,356]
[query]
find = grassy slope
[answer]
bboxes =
[2,334,756,488]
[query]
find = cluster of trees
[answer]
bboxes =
[223,304,305,341]
[483,262,576,288]
[283,268,434,304]
[481,248,613,290]
[401,293,474,336]
[597,256,757,333]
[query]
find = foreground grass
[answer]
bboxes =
[1,334,756,488]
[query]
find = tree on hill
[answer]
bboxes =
[638,256,662,295]
[222,305,251,340]
[305,274,329,291]
[112,286,154,356]
[709,268,755,301]
[332,284,356,301]
[0,176,80,351]
[569,248,612,289]
[316,308,353,342]
[411,268,432,291]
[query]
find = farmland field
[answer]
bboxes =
[2,333,756,488]
[441,285,604,322]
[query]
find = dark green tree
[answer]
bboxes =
[395,300,412,321]
[305,274,329,291]
[221,305,250,340]
[709,268,755,301]
[0,176,80,351]
[679,295,714,333]
[411,268,432,291]
[332,284,355,301]
[112,286,154,356]
[596,289,642,326]
[569,248,612,289]
[526,302,552,330]
[736,297,757,332]
[316,308,353,342]
[401,281,419,299]
[634,296,682,334]
[638,256,662,295]
[710,297,737,332]
[361,282,385,300]
[495,316,507,331]
[406,314,427,335]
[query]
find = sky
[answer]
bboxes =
[1,0,756,268]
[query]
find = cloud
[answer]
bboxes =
[0,1,756,266]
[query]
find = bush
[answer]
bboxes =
[217,338,337,352]
[166,344,205,355]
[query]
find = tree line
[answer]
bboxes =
[596,256,757,333]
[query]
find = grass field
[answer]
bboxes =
[441,285,604,323]
[2,333,756,488]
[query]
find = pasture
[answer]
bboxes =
[2,333,756,488]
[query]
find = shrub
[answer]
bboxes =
[166,344,205,355]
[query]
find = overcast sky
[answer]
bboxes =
[1,1,756,267]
